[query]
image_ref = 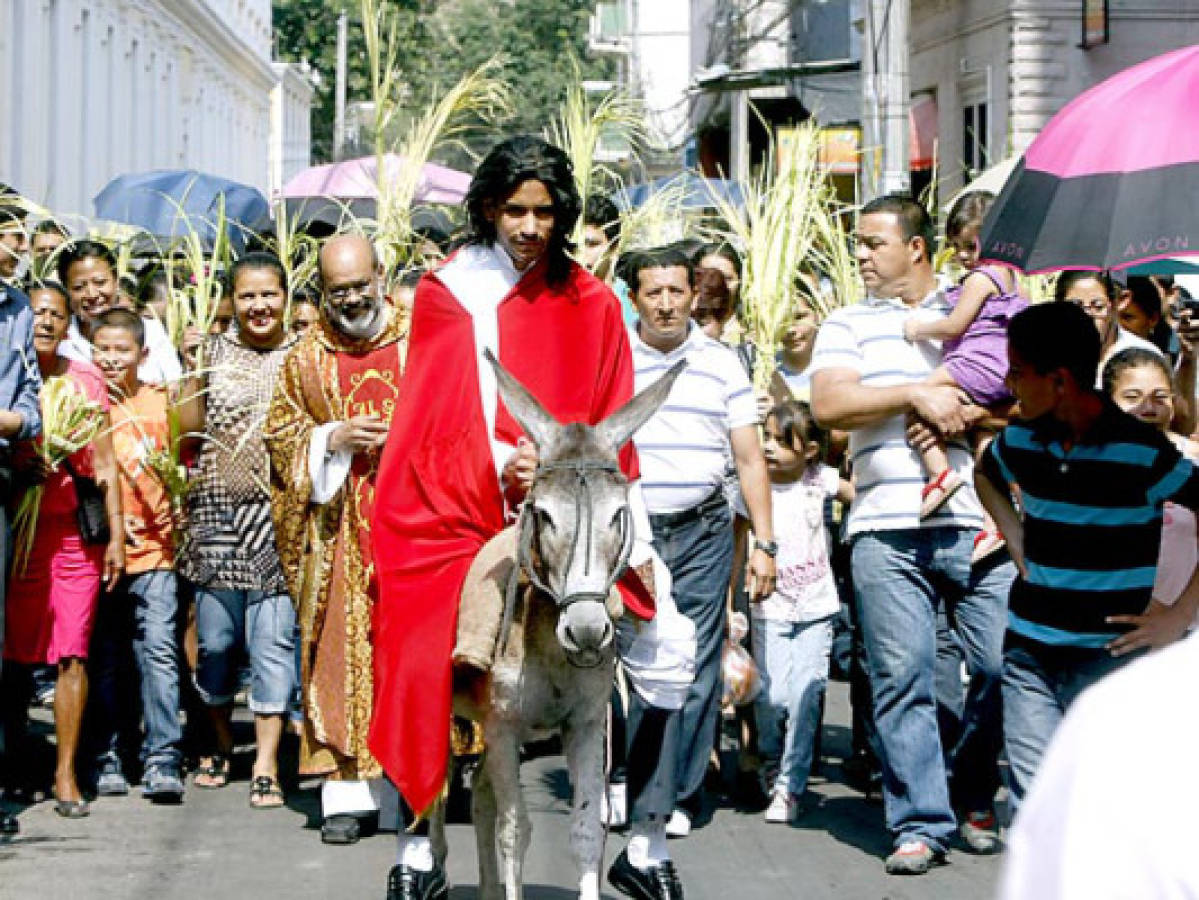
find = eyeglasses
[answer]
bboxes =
[326,279,376,303]
[1067,297,1110,314]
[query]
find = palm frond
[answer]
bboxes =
[376,60,512,270]
[547,72,646,248]
[705,125,827,391]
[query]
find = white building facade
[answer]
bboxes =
[0,0,307,218]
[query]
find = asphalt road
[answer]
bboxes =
[0,682,1003,900]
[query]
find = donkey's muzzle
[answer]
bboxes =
[556,599,613,667]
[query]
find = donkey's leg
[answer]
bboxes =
[486,731,530,900]
[563,716,607,900]
[472,754,502,900]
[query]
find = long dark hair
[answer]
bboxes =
[465,135,581,287]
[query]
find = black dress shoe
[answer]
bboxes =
[608,849,684,900]
[321,814,361,844]
[0,812,18,835]
[385,863,448,900]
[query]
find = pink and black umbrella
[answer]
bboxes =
[980,45,1199,274]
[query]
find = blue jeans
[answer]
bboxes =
[649,495,735,811]
[850,527,1010,853]
[194,588,295,715]
[752,615,833,797]
[1002,640,1132,813]
[90,570,183,771]
[937,552,1013,815]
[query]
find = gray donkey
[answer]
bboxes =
[430,350,685,900]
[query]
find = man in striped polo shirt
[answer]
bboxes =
[625,245,776,839]
[977,301,1199,813]
[810,195,1015,874]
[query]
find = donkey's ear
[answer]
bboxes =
[598,359,686,451]
[484,349,560,451]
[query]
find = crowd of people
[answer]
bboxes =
[1,132,1198,900]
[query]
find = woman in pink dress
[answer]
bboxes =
[2,281,124,817]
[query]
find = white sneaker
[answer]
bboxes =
[764,790,800,824]
[601,781,628,828]
[665,808,691,838]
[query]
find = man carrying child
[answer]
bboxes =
[810,194,1013,875]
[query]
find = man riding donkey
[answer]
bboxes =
[370,135,696,900]
[264,233,408,844]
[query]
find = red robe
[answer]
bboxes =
[370,255,649,814]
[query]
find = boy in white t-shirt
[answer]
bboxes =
[737,400,853,823]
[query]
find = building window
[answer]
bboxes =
[963,101,989,178]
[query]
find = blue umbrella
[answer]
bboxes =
[618,172,746,210]
[93,169,269,252]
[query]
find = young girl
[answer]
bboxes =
[737,400,852,824]
[903,191,1028,553]
[1103,348,1199,633]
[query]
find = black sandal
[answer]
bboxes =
[248,775,285,809]
[193,754,230,789]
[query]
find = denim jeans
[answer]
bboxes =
[850,527,1010,853]
[1002,640,1132,813]
[194,588,295,715]
[88,569,183,771]
[752,614,834,797]
[649,495,735,812]
[127,571,183,769]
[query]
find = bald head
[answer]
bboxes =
[318,233,377,283]
[318,233,388,341]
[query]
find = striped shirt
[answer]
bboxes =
[983,400,1199,650]
[808,287,985,536]
[631,323,758,514]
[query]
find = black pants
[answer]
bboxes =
[624,691,677,824]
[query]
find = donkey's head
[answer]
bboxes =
[485,350,684,667]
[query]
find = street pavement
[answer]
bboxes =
[0,681,1003,900]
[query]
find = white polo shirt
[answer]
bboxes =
[809,284,985,536]
[631,322,758,514]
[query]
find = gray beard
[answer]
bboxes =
[327,299,387,342]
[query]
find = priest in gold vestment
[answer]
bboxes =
[264,234,406,845]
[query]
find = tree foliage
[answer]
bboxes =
[273,0,614,163]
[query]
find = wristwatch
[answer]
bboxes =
[753,538,778,558]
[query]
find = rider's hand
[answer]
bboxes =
[501,437,539,496]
